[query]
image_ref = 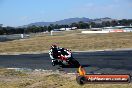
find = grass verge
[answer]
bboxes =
[0,69,131,88]
[0,31,132,53]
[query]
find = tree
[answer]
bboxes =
[118,19,132,26]
[2,27,8,34]
[16,28,24,34]
[48,26,53,32]
[110,20,118,26]
[43,26,48,32]
[53,24,60,29]
[89,22,96,28]
[71,22,78,27]
[50,24,55,30]
[102,21,111,27]
[0,28,4,35]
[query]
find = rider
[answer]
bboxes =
[49,45,71,66]
[49,44,60,65]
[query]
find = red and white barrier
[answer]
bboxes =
[110,29,124,33]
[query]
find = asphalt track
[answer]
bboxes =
[0,50,132,75]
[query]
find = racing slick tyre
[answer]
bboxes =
[52,62,56,66]
[52,60,58,66]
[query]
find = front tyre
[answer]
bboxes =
[52,60,57,66]
[52,62,56,66]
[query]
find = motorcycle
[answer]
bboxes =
[51,52,80,67]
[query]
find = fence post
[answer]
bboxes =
[21,34,24,38]
[51,31,53,36]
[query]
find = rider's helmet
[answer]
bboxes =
[51,44,59,53]
[51,44,57,49]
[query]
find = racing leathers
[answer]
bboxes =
[49,47,60,63]
[49,47,72,63]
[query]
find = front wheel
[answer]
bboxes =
[52,62,56,66]
[51,60,58,66]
